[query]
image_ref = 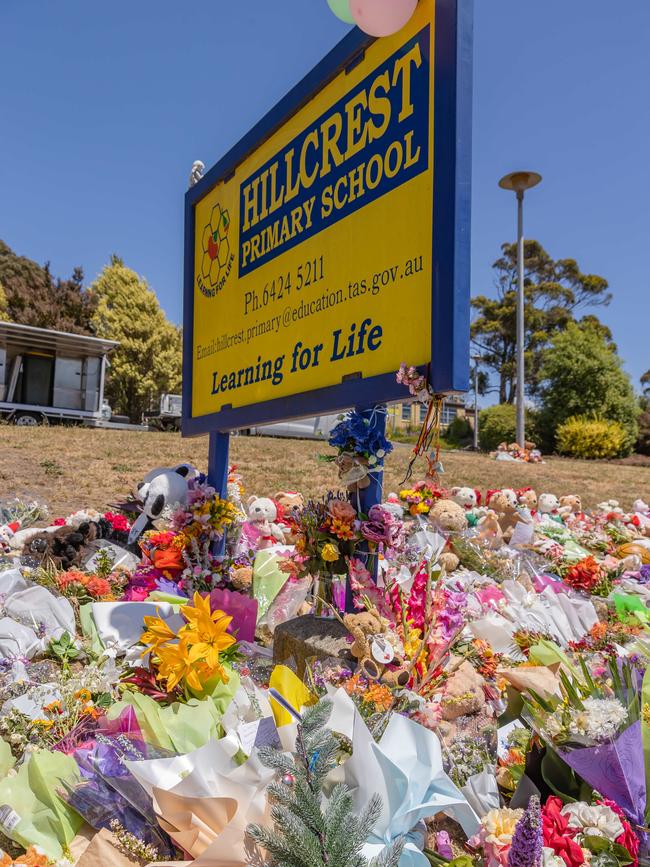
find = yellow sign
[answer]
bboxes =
[191,1,435,420]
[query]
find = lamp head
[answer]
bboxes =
[499,171,542,193]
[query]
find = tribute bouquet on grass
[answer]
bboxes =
[522,658,646,840]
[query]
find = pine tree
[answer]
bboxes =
[248,699,403,867]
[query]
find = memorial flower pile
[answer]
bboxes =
[0,452,649,867]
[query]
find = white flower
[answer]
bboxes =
[562,802,624,841]
[543,847,567,867]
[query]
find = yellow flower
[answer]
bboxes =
[74,688,92,703]
[140,613,177,654]
[183,611,236,674]
[156,638,205,693]
[321,543,340,563]
[33,718,54,730]
[180,592,214,630]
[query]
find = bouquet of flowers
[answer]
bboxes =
[126,591,239,702]
[522,659,646,835]
[323,408,393,491]
[399,480,448,516]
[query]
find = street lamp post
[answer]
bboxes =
[471,355,481,450]
[498,171,542,448]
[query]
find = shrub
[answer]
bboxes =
[478,403,540,452]
[446,415,473,446]
[556,415,627,459]
[637,408,650,456]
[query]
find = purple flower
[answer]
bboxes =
[507,796,542,867]
[638,564,650,584]
[155,576,188,598]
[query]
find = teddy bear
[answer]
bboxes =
[439,660,486,722]
[342,608,409,688]
[428,499,468,533]
[438,549,460,573]
[274,491,304,543]
[450,486,481,511]
[484,490,525,543]
[538,493,562,521]
[559,494,583,518]
[517,487,538,512]
[241,496,286,550]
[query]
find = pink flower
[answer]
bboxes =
[328,498,357,522]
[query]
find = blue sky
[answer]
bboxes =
[1,0,648,391]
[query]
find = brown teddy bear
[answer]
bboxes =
[484,490,524,543]
[274,491,304,543]
[559,494,582,517]
[440,660,486,721]
[428,499,468,533]
[342,608,409,687]
[517,488,538,511]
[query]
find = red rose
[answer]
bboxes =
[542,797,585,867]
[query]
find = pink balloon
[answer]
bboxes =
[350,0,418,37]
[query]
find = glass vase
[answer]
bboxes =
[312,573,346,619]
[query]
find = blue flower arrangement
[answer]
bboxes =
[327,409,393,467]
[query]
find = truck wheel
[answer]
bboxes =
[13,412,42,427]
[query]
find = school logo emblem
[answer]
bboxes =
[198,204,233,297]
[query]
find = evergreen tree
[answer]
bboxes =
[247,699,403,867]
[471,240,611,403]
[90,255,182,422]
[0,240,94,333]
[538,320,639,453]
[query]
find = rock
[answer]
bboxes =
[273,615,353,676]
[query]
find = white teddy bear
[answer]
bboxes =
[241,496,286,550]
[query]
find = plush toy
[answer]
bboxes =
[438,549,460,573]
[241,496,286,550]
[538,493,561,520]
[428,499,468,533]
[559,494,583,518]
[128,465,195,544]
[440,660,486,721]
[22,521,101,570]
[482,491,524,543]
[486,488,518,509]
[450,486,481,511]
[517,487,538,512]
[274,491,304,543]
[230,564,253,591]
[343,608,409,687]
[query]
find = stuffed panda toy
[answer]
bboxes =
[127,464,196,544]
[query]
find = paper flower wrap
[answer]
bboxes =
[558,720,646,832]
[127,737,275,866]
[331,689,479,865]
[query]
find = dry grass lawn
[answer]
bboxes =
[0,425,648,518]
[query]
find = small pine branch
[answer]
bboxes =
[247,698,403,867]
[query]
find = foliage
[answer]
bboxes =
[637,408,650,456]
[556,416,627,460]
[478,403,540,452]
[0,239,95,333]
[90,255,181,421]
[247,698,403,867]
[445,415,473,446]
[537,321,639,454]
[471,239,611,403]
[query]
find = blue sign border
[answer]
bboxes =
[182,0,473,437]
